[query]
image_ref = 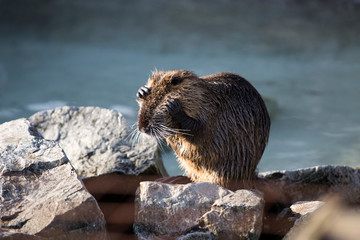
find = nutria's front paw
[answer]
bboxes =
[167,97,202,132]
[166,97,182,117]
[137,86,152,99]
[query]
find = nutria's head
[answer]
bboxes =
[137,70,205,140]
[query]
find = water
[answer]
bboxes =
[1,0,360,175]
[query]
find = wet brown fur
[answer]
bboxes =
[137,70,270,188]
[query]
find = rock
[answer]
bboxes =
[29,106,166,178]
[28,106,168,239]
[259,165,360,204]
[268,201,324,239]
[0,230,43,240]
[134,181,264,240]
[0,119,107,239]
[290,201,324,216]
[260,166,360,238]
[134,182,231,239]
[178,232,214,240]
[284,198,360,240]
[201,190,264,240]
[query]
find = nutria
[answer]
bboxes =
[137,70,270,188]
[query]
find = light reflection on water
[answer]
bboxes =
[0,0,359,174]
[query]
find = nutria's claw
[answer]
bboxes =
[137,86,152,99]
[166,97,182,116]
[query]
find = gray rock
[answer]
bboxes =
[201,190,264,240]
[260,165,360,203]
[29,106,166,178]
[134,181,264,240]
[134,181,231,239]
[0,119,107,239]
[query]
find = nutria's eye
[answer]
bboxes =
[171,77,182,86]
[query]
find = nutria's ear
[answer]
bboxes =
[171,77,182,86]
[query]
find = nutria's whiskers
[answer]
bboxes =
[127,123,142,148]
[159,124,193,137]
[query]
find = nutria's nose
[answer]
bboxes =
[138,117,149,133]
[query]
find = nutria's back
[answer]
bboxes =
[137,70,270,188]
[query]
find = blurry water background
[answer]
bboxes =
[1,0,360,175]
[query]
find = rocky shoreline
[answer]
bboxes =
[1,106,360,240]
